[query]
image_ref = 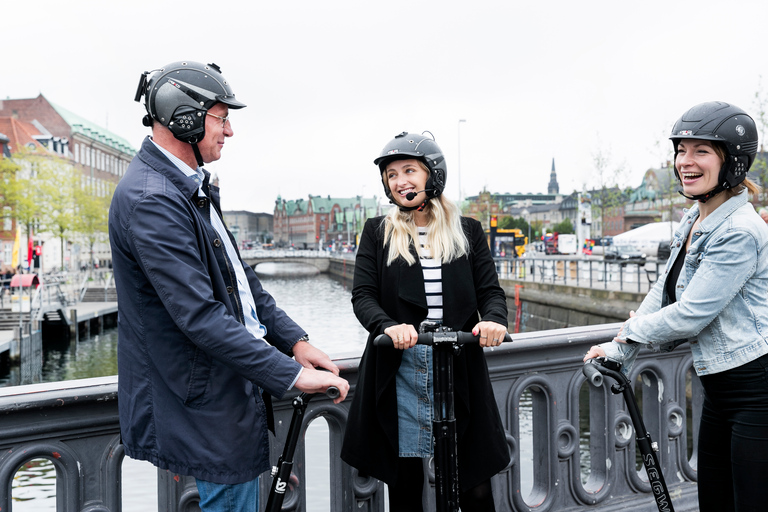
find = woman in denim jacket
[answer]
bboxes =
[585,101,768,511]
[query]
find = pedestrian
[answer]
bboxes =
[584,101,768,512]
[109,60,348,512]
[341,132,510,511]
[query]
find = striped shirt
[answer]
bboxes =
[418,228,443,323]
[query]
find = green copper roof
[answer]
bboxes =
[50,102,137,155]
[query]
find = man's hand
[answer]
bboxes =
[293,340,340,375]
[292,341,349,403]
[295,367,349,404]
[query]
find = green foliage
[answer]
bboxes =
[551,218,574,234]
[0,149,113,269]
[498,216,530,232]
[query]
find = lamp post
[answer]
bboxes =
[457,119,466,203]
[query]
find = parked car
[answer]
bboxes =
[656,241,671,261]
[604,246,647,266]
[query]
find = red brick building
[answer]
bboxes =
[0,94,137,269]
[273,195,380,250]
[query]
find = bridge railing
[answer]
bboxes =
[0,324,700,511]
[495,256,666,294]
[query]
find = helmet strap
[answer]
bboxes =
[192,143,204,168]
[678,184,725,203]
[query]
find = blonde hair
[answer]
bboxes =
[382,186,469,266]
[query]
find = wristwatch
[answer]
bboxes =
[297,334,310,343]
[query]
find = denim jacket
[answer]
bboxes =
[603,190,768,376]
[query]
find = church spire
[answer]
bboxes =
[548,158,559,194]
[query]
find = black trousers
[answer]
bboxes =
[387,457,495,511]
[697,353,768,512]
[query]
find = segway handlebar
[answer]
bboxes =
[374,331,513,347]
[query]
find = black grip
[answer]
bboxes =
[582,361,604,387]
[326,386,340,399]
[373,332,513,346]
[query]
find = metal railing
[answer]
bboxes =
[0,324,700,511]
[495,256,665,294]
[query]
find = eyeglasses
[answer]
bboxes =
[206,112,230,127]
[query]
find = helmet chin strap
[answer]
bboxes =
[192,143,204,168]
[678,184,725,203]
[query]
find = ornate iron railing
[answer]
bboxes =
[0,324,701,511]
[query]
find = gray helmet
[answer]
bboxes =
[373,132,446,204]
[670,101,758,200]
[134,61,246,144]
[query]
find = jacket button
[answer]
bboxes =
[226,286,234,294]
[213,239,222,247]
[197,199,206,208]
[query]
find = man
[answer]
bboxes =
[109,61,348,512]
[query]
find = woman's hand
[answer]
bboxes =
[583,310,637,362]
[583,345,606,361]
[472,321,507,348]
[383,324,418,350]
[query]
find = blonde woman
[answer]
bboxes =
[341,132,510,511]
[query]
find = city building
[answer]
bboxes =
[221,211,273,249]
[273,195,380,250]
[0,94,137,270]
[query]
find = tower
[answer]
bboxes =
[548,158,559,194]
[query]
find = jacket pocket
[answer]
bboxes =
[184,346,212,408]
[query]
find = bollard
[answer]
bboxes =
[70,309,79,343]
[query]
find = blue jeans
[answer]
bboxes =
[196,477,259,512]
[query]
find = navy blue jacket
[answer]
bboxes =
[109,137,304,484]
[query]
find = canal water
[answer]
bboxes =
[0,263,550,510]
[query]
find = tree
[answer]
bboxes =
[498,216,530,232]
[35,158,79,270]
[551,218,574,234]
[752,75,768,204]
[588,147,631,237]
[74,180,113,269]
[0,149,112,271]
[0,148,46,268]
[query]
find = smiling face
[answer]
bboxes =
[384,158,430,207]
[675,139,724,197]
[197,102,233,164]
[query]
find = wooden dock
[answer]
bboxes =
[0,302,118,357]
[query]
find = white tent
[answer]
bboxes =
[612,221,675,254]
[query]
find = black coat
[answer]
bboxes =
[341,216,511,491]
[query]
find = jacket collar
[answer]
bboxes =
[685,188,748,234]
[138,136,202,200]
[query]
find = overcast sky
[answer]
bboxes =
[4,0,768,213]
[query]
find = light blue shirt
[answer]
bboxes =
[150,140,267,341]
[604,189,768,376]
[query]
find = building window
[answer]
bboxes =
[3,207,11,232]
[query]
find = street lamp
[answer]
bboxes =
[457,119,466,203]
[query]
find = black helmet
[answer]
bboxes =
[373,131,446,205]
[670,101,758,201]
[134,61,246,145]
